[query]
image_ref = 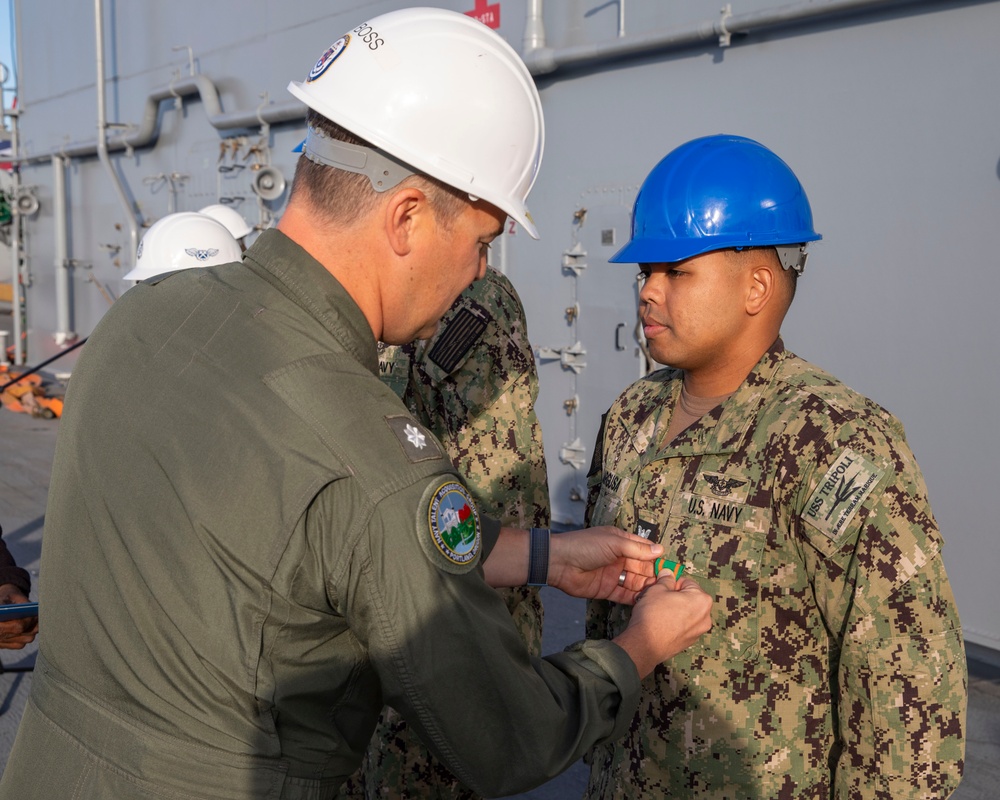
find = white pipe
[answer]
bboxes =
[523,0,933,76]
[19,75,304,167]
[95,0,139,269]
[8,108,23,364]
[12,0,22,114]
[53,154,73,344]
[523,0,546,52]
[7,0,24,363]
[14,0,937,166]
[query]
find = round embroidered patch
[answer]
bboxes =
[307,35,350,82]
[427,481,481,565]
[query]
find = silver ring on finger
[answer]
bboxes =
[617,569,628,587]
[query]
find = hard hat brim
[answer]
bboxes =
[609,232,822,265]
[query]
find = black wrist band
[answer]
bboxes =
[527,527,550,586]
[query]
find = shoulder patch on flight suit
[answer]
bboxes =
[421,480,482,572]
[427,305,490,374]
[803,447,885,541]
[384,414,443,462]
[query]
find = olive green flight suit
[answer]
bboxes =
[0,230,638,800]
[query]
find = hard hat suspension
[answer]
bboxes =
[302,125,416,194]
[774,244,809,274]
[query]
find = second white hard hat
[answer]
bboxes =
[287,7,544,238]
[124,212,242,281]
[198,204,253,240]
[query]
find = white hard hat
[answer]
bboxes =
[287,7,545,238]
[124,212,242,281]
[198,204,253,240]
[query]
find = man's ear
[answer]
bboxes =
[384,187,428,257]
[746,262,776,316]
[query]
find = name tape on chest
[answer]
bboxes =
[671,471,754,528]
[592,472,631,526]
[676,492,750,527]
[803,447,884,541]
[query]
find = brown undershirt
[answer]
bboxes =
[663,383,734,443]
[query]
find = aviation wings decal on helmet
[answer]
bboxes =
[287,7,545,238]
[610,134,821,268]
[124,212,243,281]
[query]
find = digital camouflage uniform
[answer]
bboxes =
[584,339,966,800]
[346,267,550,799]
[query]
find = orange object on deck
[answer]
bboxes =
[0,366,64,419]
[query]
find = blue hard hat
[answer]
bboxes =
[610,134,821,264]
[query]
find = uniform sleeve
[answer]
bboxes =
[0,526,31,595]
[347,474,640,797]
[585,413,614,642]
[790,425,966,800]
[407,272,548,529]
[413,337,548,529]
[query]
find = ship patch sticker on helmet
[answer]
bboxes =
[307,35,350,82]
[425,481,482,568]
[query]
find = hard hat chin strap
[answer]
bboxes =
[775,244,809,274]
[303,126,416,193]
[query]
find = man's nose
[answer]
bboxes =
[639,273,662,304]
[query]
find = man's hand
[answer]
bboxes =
[0,583,39,650]
[613,574,713,679]
[547,526,664,605]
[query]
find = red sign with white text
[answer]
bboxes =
[465,0,500,29]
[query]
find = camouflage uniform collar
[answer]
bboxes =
[243,229,379,375]
[650,338,787,459]
[607,371,681,463]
